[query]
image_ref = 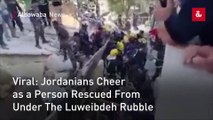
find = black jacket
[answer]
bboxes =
[165,0,213,46]
[39,0,49,12]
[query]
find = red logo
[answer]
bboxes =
[192,8,206,22]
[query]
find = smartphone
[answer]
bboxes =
[159,0,167,7]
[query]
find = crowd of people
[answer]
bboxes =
[54,0,213,119]
[0,0,63,49]
[1,0,212,119]
[0,0,165,82]
[50,22,158,119]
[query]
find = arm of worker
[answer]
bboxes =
[164,0,213,45]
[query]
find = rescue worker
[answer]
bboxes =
[116,41,126,79]
[137,30,148,70]
[117,41,125,52]
[106,48,124,105]
[29,2,49,49]
[79,23,92,57]
[52,21,69,61]
[124,33,139,54]
[39,0,51,27]
[124,32,147,70]
[106,48,122,78]
[6,0,24,32]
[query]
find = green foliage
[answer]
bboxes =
[18,0,32,10]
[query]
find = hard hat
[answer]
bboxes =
[117,41,124,51]
[110,49,119,56]
[139,38,147,44]
[123,36,129,43]
[124,35,129,40]
[129,33,136,38]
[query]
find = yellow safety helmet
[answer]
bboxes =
[110,49,119,56]
[117,41,124,51]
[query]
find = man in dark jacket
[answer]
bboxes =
[39,0,51,27]
[29,2,49,49]
[79,23,92,57]
[67,32,82,75]
[53,21,70,61]
[6,0,23,32]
